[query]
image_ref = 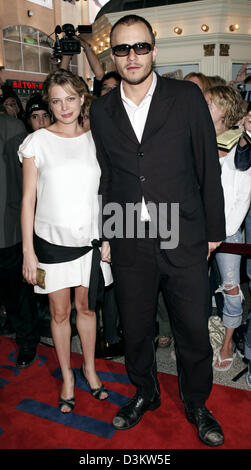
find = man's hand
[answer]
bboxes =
[235,62,251,82]
[227,63,251,85]
[74,34,91,51]
[101,241,111,263]
[207,241,222,259]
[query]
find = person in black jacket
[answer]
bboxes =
[0,114,39,367]
[90,14,225,446]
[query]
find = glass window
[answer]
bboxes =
[40,48,53,74]
[39,31,54,48]
[4,41,22,70]
[3,25,21,41]
[21,26,38,45]
[69,55,78,75]
[3,25,63,75]
[23,45,39,72]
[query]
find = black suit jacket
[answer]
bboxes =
[0,115,27,248]
[90,74,226,267]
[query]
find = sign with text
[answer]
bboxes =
[6,79,43,97]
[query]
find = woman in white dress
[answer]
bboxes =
[19,69,112,413]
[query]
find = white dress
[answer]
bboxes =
[18,128,112,294]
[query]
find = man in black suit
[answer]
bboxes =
[0,114,39,368]
[90,15,225,446]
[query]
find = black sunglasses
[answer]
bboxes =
[112,42,153,57]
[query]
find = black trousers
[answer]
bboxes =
[112,237,213,409]
[0,243,39,351]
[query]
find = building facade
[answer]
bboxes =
[0,0,90,103]
[0,0,250,101]
[91,0,251,82]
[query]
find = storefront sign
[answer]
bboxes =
[6,79,43,97]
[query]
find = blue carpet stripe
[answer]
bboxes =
[0,377,10,389]
[36,355,47,366]
[98,371,131,384]
[8,351,46,367]
[0,365,20,376]
[52,368,130,407]
[8,349,18,363]
[16,398,116,438]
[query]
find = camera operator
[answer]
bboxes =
[60,33,105,92]
[53,25,122,99]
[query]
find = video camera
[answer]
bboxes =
[51,24,92,64]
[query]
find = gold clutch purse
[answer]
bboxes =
[36,268,46,289]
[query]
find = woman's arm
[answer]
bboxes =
[21,157,39,285]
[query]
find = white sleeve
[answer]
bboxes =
[225,167,251,237]
[18,132,39,168]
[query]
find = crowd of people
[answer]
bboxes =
[0,13,251,447]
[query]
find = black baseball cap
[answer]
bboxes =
[25,93,49,118]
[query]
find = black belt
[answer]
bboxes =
[33,234,104,310]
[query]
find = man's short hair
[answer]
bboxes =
[110,14,155,47]
[100,71,121,86]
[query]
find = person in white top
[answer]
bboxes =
[19,69,112,413]
[205,85,251,372]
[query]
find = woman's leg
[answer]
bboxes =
[75,285,107,399]
[48,288,74,412]
[216,326,235,366]
[214,231,243,369]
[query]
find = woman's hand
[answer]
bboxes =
[207,241,222,259]
[22,251,39,285]
[101,241,111,263]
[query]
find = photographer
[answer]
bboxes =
[53,25,122,99]
[60,33,105,91]
[228,62,251,104]
[228,63,251,86]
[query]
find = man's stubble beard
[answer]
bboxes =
[118,64,154,86]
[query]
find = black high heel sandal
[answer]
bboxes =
[59,369,76,413]
[80,365,108,401]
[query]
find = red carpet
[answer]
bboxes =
[0,336,250,450]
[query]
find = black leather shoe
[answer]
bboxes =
[185,405,224,446]
[113,392,161,430]
[16,349,37,369]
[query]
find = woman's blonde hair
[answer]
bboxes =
[206,85,246,128]
[42,69,87,103]
[207,75,226,87]
[183,72,211,94]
